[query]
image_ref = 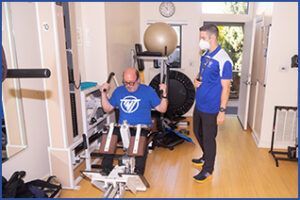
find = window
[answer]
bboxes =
[202,2,249,15]
[168,25,182,68]
[154,24,182,68]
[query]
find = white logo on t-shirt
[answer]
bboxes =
[120,96,140,113]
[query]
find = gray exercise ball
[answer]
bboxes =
[143,22,178,56]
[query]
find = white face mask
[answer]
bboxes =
[199,39,210,50]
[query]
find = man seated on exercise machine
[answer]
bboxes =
[100,67,168,175]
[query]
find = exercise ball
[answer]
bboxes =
[143,22,178,56]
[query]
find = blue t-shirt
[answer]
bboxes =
[196,45,233,114]
[109,84,160,125]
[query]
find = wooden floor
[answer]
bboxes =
[60,117,298,198]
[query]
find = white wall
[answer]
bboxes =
[255,2,273,16]
[75,2,109,83]
[2,2,50,182]
[75,2,140,88]
[258,2,298,147]
[105,2,140,86]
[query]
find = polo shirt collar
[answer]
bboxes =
[207,45,221,57]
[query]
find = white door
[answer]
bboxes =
[253,20,270,137]
[237,19,256,130]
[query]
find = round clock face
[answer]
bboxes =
[159,2,175,18]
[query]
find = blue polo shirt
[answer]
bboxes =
[109,84,161,125]
[195,45,233,114]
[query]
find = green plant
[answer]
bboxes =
[217,25,244,72]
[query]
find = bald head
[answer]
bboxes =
[123,67,140,92]
[123,67,139,81]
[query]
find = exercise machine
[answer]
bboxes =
[269,106,298,167]
[82,122,150,198]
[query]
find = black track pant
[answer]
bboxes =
[193,108,218,174]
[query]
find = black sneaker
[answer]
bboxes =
[192,157,205,167]
[193,171,212,183]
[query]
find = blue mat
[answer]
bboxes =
[165,127,194,143]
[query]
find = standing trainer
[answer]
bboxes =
[193,24,233,183]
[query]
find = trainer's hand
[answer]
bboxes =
[159,83,167,96]
[100,82,110,93]
[194,78,201,88]
[217,112,225,125]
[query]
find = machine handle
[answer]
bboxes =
[106,72,115,84]
[103,72,115,92]
[159,74,166,97]
[6,69,51,79]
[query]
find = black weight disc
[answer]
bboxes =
[149,70,195,119]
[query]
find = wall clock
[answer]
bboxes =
[159,2,175,18]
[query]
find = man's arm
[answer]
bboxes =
[100,83,114,113]
[217,79,231,125]
[154,83,168,113]
[155,98,168,113]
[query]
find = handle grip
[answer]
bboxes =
[6,69,51,79]
[103,72,115,92]
[106,72,115,83]
[159,74,166,97]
